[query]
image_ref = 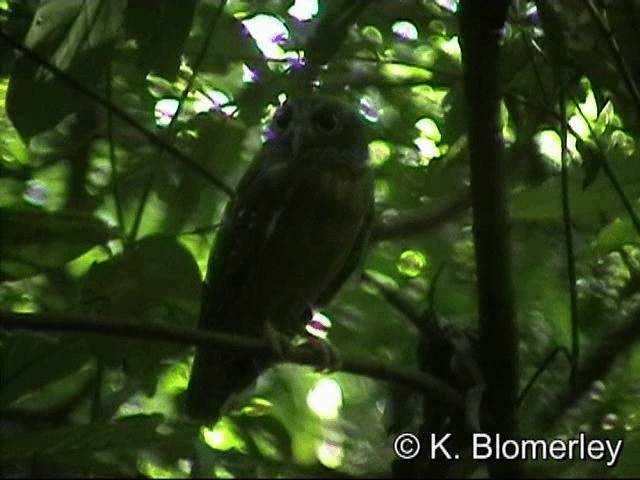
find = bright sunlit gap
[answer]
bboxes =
[307,377,343,420]
[392,20,418,41]
[316,439,345,469]
[154,98,179,128]
[306,310,332,339]
[242,14,289,59]
[534,129,577,170]
[397,250,428,278]
[414,117,443,163]
[288,0,319,21]
[359,96,380,123]
[368,139,391,167]
[203,418,246,452]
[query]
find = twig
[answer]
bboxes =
[534,302,640,432]
[371,191,470,242]
[582,0,640,122]
[0,29,234,197]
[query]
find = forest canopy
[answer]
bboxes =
[1,0,640,478]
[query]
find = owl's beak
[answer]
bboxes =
[291,123,315,160]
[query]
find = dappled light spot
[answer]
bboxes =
[437,36,461,62]
[397,250,428,278]
[242,63,260,84]
[361,25,383,46]
[11,293,38,313]
[65,245,111,279]
[436,0,458,13]
[214,466,234,479]
[415,117,441,142]
[307,377,342,420]
[359,96,380,123]
[200,89,238,118]
[86,157,111,195]
[392,20,418,41]
[579,87,599,121]
[242,14,289,59]
[316,439,345,469]
[374,179,390,202]
[589,380,606,401]
[368,139,391,167]
[569,113,590,138]
[396,145,422,167]
[601,413,618,431]
[624,413,637,431]
[306,310,331,339]
[138,455,175,478]
[154,98,179,127]
[203,418,247,452]
[23,180,48,206]
[284,51,307,72]
[288,0,319,21]
[533,129,576,170]
[413,137,439,164]
[611,130,635,156]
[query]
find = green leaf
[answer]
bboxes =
[24,0,126,73]
[591,216,640,254]
[0,207,118,279]
[0,332,92,410]
[80,235,201,393]
[577,139,602,191]
[0,415,163,463]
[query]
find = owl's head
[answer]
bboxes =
[265,96,369,168]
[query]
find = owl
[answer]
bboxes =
[185,96,374,421]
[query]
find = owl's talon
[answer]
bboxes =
[264,321,293,360]
[297,336,342,373]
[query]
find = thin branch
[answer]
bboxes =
[0,29,234,197]
[371,191,470,242]
[582,0,640,122]
[361,271,424,330]
[557,76,580,389]
[570,97,640,235]
[0,311,465,411]
[129,0,227,242]
[534,302,640,432]
[105,62,126,245]
[517,346,571,405]
[517,10,640,238]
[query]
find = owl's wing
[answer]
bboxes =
[186,148,292,419]
[201,148,292,331]
[316,177,375,307]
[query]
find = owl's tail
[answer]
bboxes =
[185,345,261,421]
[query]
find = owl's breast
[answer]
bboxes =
[247,163,372,327]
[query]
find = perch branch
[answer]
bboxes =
[0,311,464,411]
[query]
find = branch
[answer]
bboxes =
[0,30,234,197]
[460,1,521,477]
[533,302,640,432]
[371,191,470,242]
[582,0,640,122]
[0,311,464,411]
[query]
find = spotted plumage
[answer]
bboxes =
[185,96,374,421]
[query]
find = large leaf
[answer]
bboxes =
[0,207,118,279]
[0,332,92,410]
[0,414,163,463]
[80,235,201,393]
[6,0,126,140]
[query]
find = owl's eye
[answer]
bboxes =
[274,105,293,131]
[313,109,340,133]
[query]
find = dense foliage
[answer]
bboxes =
[1,0,640,477]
